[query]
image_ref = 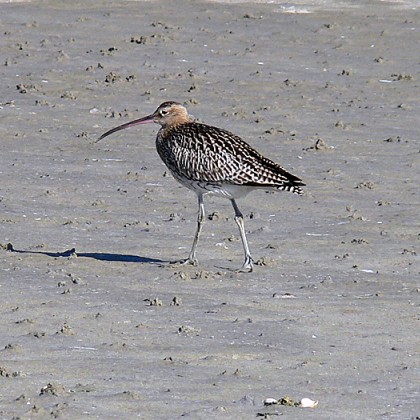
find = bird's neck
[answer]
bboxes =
[159,121,191,136]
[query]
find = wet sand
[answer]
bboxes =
[0,0,419,418]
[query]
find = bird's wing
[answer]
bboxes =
[166,123,304,191]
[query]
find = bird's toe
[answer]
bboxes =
[169,257,198,267]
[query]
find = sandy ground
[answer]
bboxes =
[0,0,419,418]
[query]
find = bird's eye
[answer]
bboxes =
[160,109,169,116]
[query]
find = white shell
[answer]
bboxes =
[300,398,318,408]
[264,398,278,405]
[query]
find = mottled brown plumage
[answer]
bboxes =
[98,101,305,271]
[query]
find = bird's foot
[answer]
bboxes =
[235,256,254,273]
[169,256,198,267]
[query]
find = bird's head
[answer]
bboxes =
[97,101,192,142]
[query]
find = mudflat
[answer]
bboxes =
[0,1,418,418]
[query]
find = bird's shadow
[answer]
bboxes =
[6,244,165,264]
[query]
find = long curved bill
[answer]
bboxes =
[96,113,155,142]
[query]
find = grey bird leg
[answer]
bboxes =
[172,193,204,266]
[231,199,254,272]
[188,193,205,263]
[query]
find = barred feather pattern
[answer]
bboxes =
[156,122,305,198]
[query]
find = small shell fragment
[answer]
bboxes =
[263,398,278,406]
[300,397,319,408]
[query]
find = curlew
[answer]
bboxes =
[98,101,305,272]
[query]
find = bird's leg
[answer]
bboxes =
[171,193,204,266]
[187,193,205,264]
[231,199,253,272]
